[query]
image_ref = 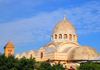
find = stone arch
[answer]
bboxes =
[48,42,58,49]
[73,35,75,41]
[55,34,57,39]
[69,34,72,41]
[36,47,47,61]
[64,34,67,39]
[59,34,62,39]
[21,51,28,58]
[15,53,21,59]
[8,53,11,56]
[51,35,53,40]
[57,42,80,52]
[28,49,36,58]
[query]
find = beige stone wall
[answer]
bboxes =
[28,50,36,59]
[21,52,27,58]
[57,42,80,52]
[36,51,67,61]
[47,42,57,49]
[51,34,77,43]
[15,53,20,59]
[35,47,68,61]
[36,47,48,61]
[35,47,56,61]
[54,52,67,60]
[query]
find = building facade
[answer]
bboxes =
[15,15,99,67]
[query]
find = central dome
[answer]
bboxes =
[52,15,76,35]
[51,15,77,43]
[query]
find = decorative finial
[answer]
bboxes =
[63,15,66,20]
[9,39,10,42]
[45,43,47,45]
[44,43,47,47]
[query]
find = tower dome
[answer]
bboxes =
[51,15,77,43]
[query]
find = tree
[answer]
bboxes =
[36,59,52,70]
[0,54,37,70]
[36,60,67,70]
[51,61,67,70]
[77,61,100,70]
[18,57,36,70]
[0,53,19,70]
[0,53,68,70]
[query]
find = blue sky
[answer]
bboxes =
[0,0,100,55]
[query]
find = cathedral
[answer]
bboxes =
[4,15,99,67]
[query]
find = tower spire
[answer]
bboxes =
[63,15,66,20]
[44,43,47,47]
[9,39,10,42]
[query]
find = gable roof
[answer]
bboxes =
[4,41,14,48]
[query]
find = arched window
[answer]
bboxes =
[8,53,11,56]
[8,50,12,52]
[41,52,43,59]
[64,34,67,39]
[51,35,53,40]
[69,34,72,41]
[23,56,25,58]
[73,35,75,41]
[30,54,32,58]
[55,34,57,39]
[59,34,62,39]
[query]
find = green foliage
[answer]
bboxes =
[36,60,67,70]
[18,57,36,70]
[51,62,67,70]
[77,61,100,70]
[0,54,19,70]
[36,59,52,70]
[1,53,100,70]
[0,54,67,70]
[0,54,36,70]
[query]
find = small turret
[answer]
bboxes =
[4,40,15,57]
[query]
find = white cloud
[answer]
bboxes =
[0,1,100,47]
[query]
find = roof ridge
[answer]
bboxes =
[4,41,14,48]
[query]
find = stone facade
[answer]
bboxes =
[15,15,99,67]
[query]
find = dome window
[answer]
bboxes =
[51,35,53,40]
[69,34,72,41]
[73,35,75,41]
[55,34,57,39]
[64,34,67,39]
[59,34,62,39]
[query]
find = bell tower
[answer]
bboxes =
[4,40,15,57]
